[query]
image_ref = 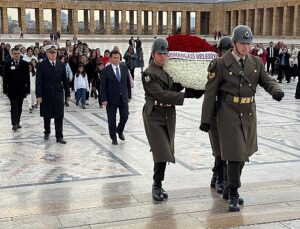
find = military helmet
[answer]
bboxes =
[152,37,169,54]
[217,36,233,50]
[231,25,253,44]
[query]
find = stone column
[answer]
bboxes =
[152,10,157,35]
[73,9,78,35]
[105,9,111,35]
[90,9,95,34]
[137,10,142,35]
[272,7,278,36]
[52,9,56,33]
[282,6,288,36]
[186,11,191,34]
[195,11,201,34]
[172,11,177,34]
[56,8,61,33]
[181,11,187,34]
[129,11,134,34]
[68,9,73,34]
[238,10,243,25]
[144,11,149,35]
[99,10,104,34]
[37,8,44,34]
[263,8,268,36]
[115,10,120,34]
[167,11,172,35]
[254,9,260,35]
[2,7,8,33]
[18,7,26,33]
[293,6,300,36]
[158,11,163,34]
[35,8,40,34]
[230,11,235,33]
[246,10,250,26]
[83,10,89,34]
[121,10,127,35]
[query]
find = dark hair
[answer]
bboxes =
[58,55,66,65]
[76,63,86,77]
[31,59,37,65]
[110,49,120,57]
[95,62,105,73]
[27,47,33,52]
[28,62,36,75]
[11,47,20,52]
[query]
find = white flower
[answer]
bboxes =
[163,59,211,90]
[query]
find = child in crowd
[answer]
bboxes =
[74,63,89,109]
[59,55,73,107]
[26,63,37,113]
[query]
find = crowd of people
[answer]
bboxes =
[0,30,299,213]
[0,36,145,109]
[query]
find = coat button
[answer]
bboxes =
[240,113,243,116]
[240,84,242,87]
[249,113,252,116]
[249,84,252,87]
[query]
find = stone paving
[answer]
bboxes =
[1,42,300,228]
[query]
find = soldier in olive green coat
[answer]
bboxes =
[200,25,284,212]
[142,37,203,202]
[209,36,233,195]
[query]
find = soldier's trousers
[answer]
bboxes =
[153,162,167,187]
[226,161,245,191]
[212,156,227,181]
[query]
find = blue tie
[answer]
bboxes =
[116,67,121,82]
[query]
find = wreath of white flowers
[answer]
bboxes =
[163,51,218,90]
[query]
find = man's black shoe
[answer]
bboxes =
[44,134,49,140]
[56,138,66,144]
[65,102,69,107]
[152,187,164,201]
[17,124,22,129]
[117,132,125,140]
[229,196,240,212]
[12,125,18,131]
[112,139,118,145]
[216,180,225,194]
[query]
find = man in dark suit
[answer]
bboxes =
[101,49,132,145]
[277,47,291,83]
[36,45,70,144]
[3,47,30,131]
[266,42,278,76]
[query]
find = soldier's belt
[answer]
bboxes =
[224,95,254,104]
[154,101,173,107]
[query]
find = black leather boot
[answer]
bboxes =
[152,182,163,201]
[216,179,225,194]
[228,189,240,212]
[161,187,168,199]
[223,187,244,205]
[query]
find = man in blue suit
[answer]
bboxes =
[101,49,132,145]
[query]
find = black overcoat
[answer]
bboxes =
[36,59,70,118]
[3,59,30,100]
